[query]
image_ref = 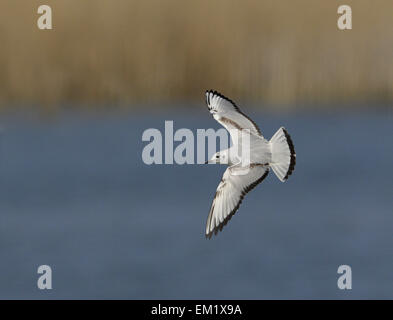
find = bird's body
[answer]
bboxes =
[213,135,271,166]
[204,90,296,238]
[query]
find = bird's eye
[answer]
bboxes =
[216,155,219,158]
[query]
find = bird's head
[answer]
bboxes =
[205,151,228,164]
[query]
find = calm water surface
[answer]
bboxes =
[0,109,392,299]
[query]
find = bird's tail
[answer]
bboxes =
[269,127,296,182]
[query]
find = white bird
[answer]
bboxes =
[204,90,296,239]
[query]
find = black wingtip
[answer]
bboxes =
[205,90,240,110]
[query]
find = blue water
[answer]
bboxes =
[0,109,392,299]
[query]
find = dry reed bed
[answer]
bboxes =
[0,0,392,110]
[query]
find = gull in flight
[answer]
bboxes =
[204,90,296,238]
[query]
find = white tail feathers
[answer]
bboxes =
[269,127,296,182]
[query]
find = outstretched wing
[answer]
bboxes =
[205,90,263,139]
[205,164,269,238]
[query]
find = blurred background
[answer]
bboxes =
[0,0,392,299]
[1,0,393,109]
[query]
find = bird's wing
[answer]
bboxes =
[205,90,263,139]
[205,164,269,238]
